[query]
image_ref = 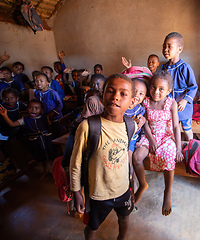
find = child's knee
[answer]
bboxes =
[117,214,130,225]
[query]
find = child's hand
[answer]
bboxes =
[63,67,74,74]
[81,69,91,76]
[0,106,7,116]
[74,191,85,214]
[177,99,187,112]
[175,150,184,163]
[47,111,55,119]
[0,71,5,79]
[58,50,66,60]
[149,138,158,154]
[122,57,132,69]
[134,114,146,131]
[1,51,10,61]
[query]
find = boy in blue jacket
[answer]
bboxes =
[161,32,197,140]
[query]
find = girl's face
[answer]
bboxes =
[13,64,23,75]
[3,93,18,108]
[72,72,80,81]
[94,67,102,74]
[41,68,53,80]
[150,78,171,102]
[132,80,147,105]
[27,102,42,118]
[35,75,49,92]
[54,63,62,74]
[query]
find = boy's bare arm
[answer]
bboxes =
[0,51,10,66]
[74,191,85,214]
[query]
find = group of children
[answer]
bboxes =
[0,31,198,239]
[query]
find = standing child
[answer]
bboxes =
[161,32,198,140]
[41,66,65,103]
[0,99,56,180]
[0,66,25,98]
[34,72,65,138]
[70,73,137,240]
[132,70,184,216]
[0,88,26,138]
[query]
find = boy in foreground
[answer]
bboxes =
[70,73,137,240]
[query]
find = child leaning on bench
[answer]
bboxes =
[132,70,184,216]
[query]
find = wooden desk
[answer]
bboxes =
[63,96,77,111]
[52,132,70,152]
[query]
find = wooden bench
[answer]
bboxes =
[52,134,199,178]
[180,120,200,133]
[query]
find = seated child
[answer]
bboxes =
[0,88,26,138]
[12,61,34,89]
[41,66,65,103]
[0,99,56,180]
[54,61,65,92]
[0,66,25,98]
[132,70,184,216]
[70,73,137,240]
[34,72,65,138]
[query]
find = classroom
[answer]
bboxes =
[0,1,199,240]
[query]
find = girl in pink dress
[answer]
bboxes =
[133,70,183,216]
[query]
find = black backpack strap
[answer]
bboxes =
[123,115,136,146]
[82,115,101,212]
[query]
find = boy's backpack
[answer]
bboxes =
[182,139,200,177]
[82,114,137,212]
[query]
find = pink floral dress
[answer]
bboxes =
[136,97,176,171]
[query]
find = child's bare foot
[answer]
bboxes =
[162,190,172,216]
[134,182,148,204]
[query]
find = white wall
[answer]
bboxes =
[53,0,200,84]
[0,22,58,79]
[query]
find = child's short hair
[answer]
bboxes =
[54,61,61,65]
[27,99,43,109]
[132,78,147,90]
[152,70,174,90]
[12,61,25,70]
[148,54,159,61]
[0,66,12,73]
[103,73,134,96]
[91,74,105,83]
[41,66,54,73]
[71,69,80,75]
[35,72,50,82]
[1,87,20,99]
[94,64,103,71]
[165,32,184,48]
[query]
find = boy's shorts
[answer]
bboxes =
[180,118,192,131]
[88,189,133,231]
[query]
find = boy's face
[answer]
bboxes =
[3,93,18,108]
[1,70,12,82]
[41,68,53,80]
[90,78,104,93]
[13,64,23,75]
[72,72,80,81]
[27,102,42,118]
[162,38,182,61]
[54,63,62,74]
[147,56,159,73]
[132,80,147,105]
[94,67,102,74]
[103,77,134,122]
[35,75,49,92]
